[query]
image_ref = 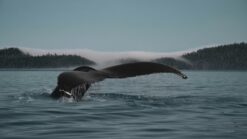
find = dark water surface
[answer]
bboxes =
[1,71,247,139]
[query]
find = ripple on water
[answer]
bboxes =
[1,71,247,139]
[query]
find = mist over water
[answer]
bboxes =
[20,47,190,65]
[1,70,247,139]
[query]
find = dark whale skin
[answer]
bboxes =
[51,62,188,100]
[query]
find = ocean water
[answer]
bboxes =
[1,70,247,139]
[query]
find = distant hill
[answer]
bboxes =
[1,43,247,70]
[154,42,247,70]
[0,48,95,68]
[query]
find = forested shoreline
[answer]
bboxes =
[0,48,95,68]
[154,42,247,70]
[1,42,246,70]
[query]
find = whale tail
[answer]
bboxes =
[100,62,188,79]
[73,66,96,72]
[51,62,187,100]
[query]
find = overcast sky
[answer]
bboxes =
[0,0,246,52]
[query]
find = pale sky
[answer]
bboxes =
[0,0,247,52]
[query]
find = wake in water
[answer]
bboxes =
[8,87,247,110]
[7,88,52,103]
[2,71,247,139]
[7,87,194,107]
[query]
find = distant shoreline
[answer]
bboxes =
[1,42,247,70]
[0,68,70,71]
[1,69,247,72]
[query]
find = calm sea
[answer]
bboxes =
[1,70,247,139]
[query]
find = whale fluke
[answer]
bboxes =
[101,62,187,79]
[73,66,96,72]
[51,62,188,101]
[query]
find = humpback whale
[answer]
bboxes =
[51,62,188,101]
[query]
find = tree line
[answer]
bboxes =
[1,42,247,70]
[0,48,95,68]
[154,42,247,70]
